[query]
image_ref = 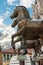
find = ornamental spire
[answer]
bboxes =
[32,0,42,19]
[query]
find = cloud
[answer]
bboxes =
[6,7,11,11]
[1,41,12,50]
[0,26,16,42]
[7,0,16,5]
[20,0,35,8]
[7,0,35,7]
[3,11,10,17]
[0,16,5,30]
[0,25,16,50]
[0,11,10,30]
[0,10,10,24]
[0,11,16,50]
[0,16,4,23]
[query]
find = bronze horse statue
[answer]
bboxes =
[10,6,43,55]
[10,6,31,54]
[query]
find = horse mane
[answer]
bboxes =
[22,6,30,18]
[16,6,30,18]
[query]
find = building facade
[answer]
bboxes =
[2,48,32,65]
[2,48,14,65]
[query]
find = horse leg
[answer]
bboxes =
[33,48,38,57]
[33,39,40,57]
[11,35,17,54]
[18,35,27,55]
[11,25,26,54]
[12,26,26,39]
[37,39,41,56]
[21,35,27,55]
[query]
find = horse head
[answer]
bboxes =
[10,7,18,19]
[10,6,30,27]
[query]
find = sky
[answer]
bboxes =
[0,0,35,50]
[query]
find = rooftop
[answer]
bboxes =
[1,48,32,55]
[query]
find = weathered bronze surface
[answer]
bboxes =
[11,6,43,55]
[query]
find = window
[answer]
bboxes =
[3,54,6,61]
[11,54,13,57]
[7,54,9,60]
[10,54,13,59]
